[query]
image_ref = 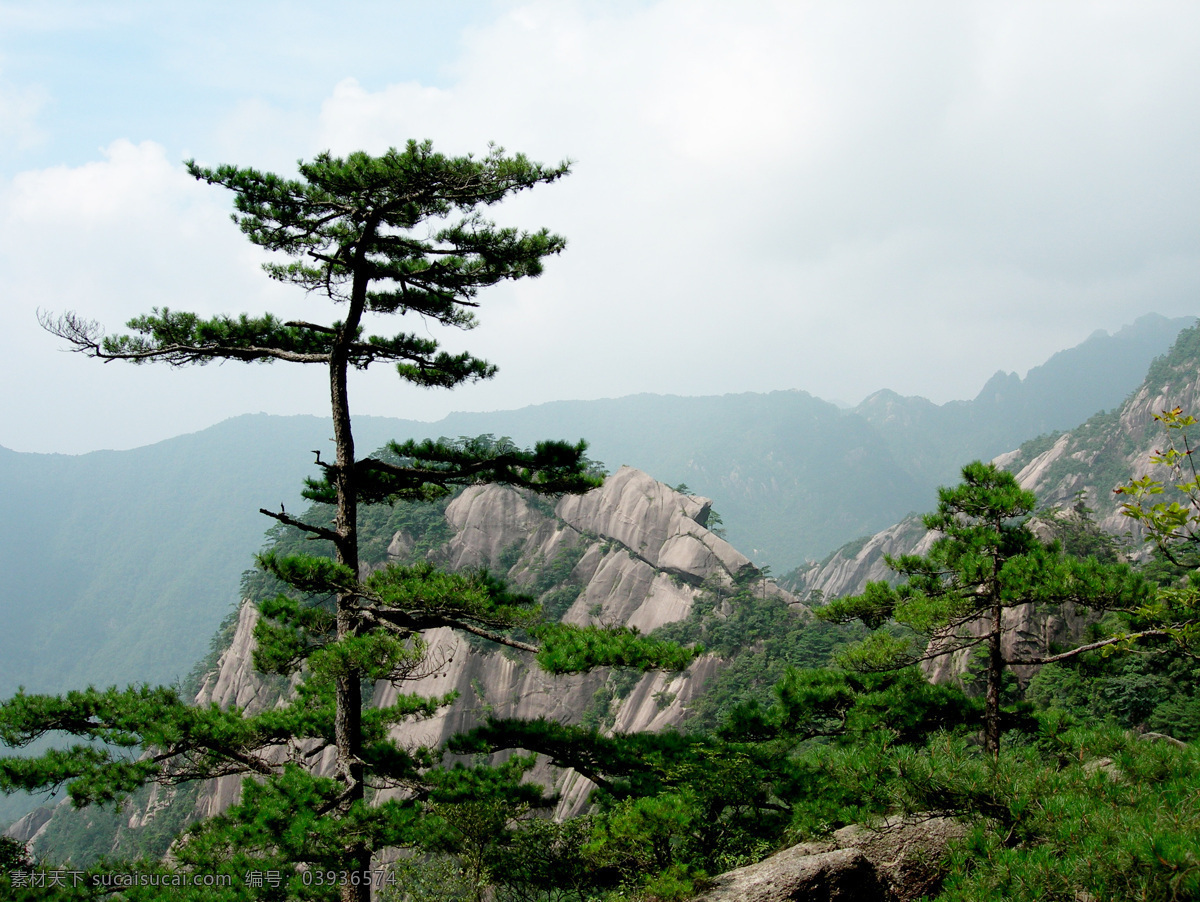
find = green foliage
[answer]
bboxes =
[930,727,1200,902]
[1038,494,1122,563]
[1010,428,1066,465]
[445,666,987,899]
[16,145,1190,901]
[7,143,703,899]
[1032,407,1141,507]
[485,815,597,902]
[241,483,457,602]
[585,793,704,888]
[514,544,587,623]
[382,855,477,902]
[1144,320,1200,389]
[358,489,455,567]
[651,577,864,732]
[1110,406,1200,663]
[303,435,602,509]
[1116,407,1200,553]
[29,781,201,868]
[1027,650,1200,740]
[820,460,1149,755]
[533,625,698,674]
[0,835,30,872]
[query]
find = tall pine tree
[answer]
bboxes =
[3,142,691,901]
[818,461,1147,757]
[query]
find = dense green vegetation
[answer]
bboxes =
[9,367,1200,900]
[820,461,1149,757]
[385,405,1199,900]
[0,316,1187,815]
[5,450,1200,900]
[652,575,867,733]
[352,673,1198,902]
[3,211,1199,902]
[1,144,698,902]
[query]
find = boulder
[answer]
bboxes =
[693,845,886,902]
[694,815,965,902]
[833,815,967,902]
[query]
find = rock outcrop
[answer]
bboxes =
[3,806,54,847]
[695,845,885,902]
[791,518,932,603]
[693,815,966,902]
[28,467,798,857]
[789,324,1200,690]
[369,467,785,817]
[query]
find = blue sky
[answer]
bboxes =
[2,1,1198,453]
[0,3,492,169]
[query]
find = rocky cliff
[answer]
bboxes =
[796,323,1200,598]
[994,324,1200,542]
[9,466,797,857]
[788,322,1200,688]
[206,467,791,822]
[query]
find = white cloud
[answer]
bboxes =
[307,1,1200,414]
[0,141,332,453]
[3,1,1200,452]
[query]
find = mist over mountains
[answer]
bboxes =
[0,313,1190,701]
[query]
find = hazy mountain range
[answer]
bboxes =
[0,313,1190,702]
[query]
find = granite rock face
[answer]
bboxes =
[790,517,932,603]
[831,815,968,902]
[371,466,786,817]
[693,815,965,902]
[3,805,53,846]
[694,845,885,902]
[791,343,1200,691]
[43,467,797,854]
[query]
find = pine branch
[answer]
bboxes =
[1009,629,1175,665]
[360,605,539,654]
[258,508,339,542]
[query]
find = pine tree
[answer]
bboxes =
[2,142,691,901]
[818,460,1148,757]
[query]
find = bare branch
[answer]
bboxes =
[444,621,539,653]
[1010,629,1175,665]
[283,320,337,334]
[259,508,339,542]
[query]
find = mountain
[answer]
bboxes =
[995,321,1200,536]
[794,321,1200,599]
[851,312,1193,487]
[0,315,1189,703]
[0,415,421,698]
[433,389,929,568]
[788,319,1200,687]
[7,467,798,860]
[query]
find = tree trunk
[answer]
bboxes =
[984,597,1002,760]
[331,351,370,902]
[331,235,377,902]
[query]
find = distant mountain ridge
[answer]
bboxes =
[0,313,1190,707]
[852,313,1193,486]
[778,318,1200,715]
[790,317,1200,604]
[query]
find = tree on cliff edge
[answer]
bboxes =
[0,143,691,901]
[818,460,1148,757]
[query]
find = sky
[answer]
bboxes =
[1,1,1197,454]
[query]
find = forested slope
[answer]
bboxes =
[7,326,1200,901]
